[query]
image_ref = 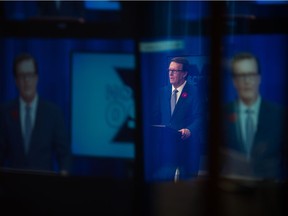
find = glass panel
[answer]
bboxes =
[219,2,288,215]
[0,38,135,179]
[140,1,210,183]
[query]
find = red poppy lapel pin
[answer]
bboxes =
[181,92,188,98]
[227,113,237,123]
[11,109,19,121]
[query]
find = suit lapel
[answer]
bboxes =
[29,99,42,152]
[251,101,265,155]
[10,100,25,153]
[171,83,190,119]
[227,101,245,153]
[233,102,245,152]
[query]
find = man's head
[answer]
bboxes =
[168,57,189,88]
[13,53,38,104]
[231,52,261,106]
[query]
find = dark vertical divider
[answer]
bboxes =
[205,2,226,216]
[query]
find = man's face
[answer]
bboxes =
[232,58,261,105]
[168,61,187,88]
[15,59,38,103]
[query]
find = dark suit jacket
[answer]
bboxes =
[152,82,205,180]
[222,99,285,179]
[0,98,71,173]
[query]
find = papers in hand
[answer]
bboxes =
[151,125,181,137]
[151,124,166,128]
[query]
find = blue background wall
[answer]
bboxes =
[222,34,288,105]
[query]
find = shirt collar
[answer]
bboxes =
[239,96,261,113]
[19,94,38,110]
[172,80,187,93]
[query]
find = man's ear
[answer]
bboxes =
[183,71,188,79]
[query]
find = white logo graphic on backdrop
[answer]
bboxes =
[186,56,209,86]
[105,69,135,143]
[72,53,135,158]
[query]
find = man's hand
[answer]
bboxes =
[178,128,191,140]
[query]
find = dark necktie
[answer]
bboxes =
[245,109,255,159]
[24,105,32,154]
[171,89,178,115]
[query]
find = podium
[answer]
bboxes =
[151,125,182,139]
[150,125,195,181]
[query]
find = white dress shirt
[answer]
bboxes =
[171,81,187,104]
[238,96,261,147]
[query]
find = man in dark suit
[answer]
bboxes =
[0,53,71,175]
[152,57,205,181]
[221,52,286,180]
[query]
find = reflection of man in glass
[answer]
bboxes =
[152,57,204,181]
[222,52,285,180]
[0,53,71,175]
